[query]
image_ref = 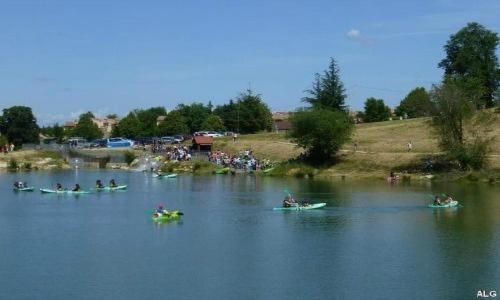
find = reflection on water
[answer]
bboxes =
[0,171,498,299]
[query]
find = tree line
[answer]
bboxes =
[111,89,272,139]
[32,90,273,142]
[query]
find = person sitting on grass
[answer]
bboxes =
[72,184,81,192]
[387,171,398,182]
[96,180,104,188]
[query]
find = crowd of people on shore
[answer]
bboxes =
[208,149,273,171]
[2,143,15,154]
[161,146,192,161]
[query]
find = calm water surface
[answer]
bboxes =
[1,170,499,299]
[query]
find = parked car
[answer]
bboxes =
[205,131,224,138]
[106,138,134,148]
[161,136,174,144]
[67,138,89,149]
[90,139,107,148]
[173,135,184,143]
[136,137,155,145]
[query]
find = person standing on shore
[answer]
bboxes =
[233,133,238,142]
[407,141,412,152]
[10,143,14,152]
[353,141,358,153]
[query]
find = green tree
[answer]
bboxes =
[71,112,103,140]
[213,100,239,132]
[106,114,118,119]
[395,87,433,118]
[41,124,65,143]
[201,115,225,131]
[0,106,40,146]
[430,78,496,169]
[175,103,211,133]
[0,135,8,146]
[232,90,272,134]
[438,22,500,108]
[157,111,189,136]
[136,107,167,137]
[112,112,142,139]
[363,98,391,122]
[289,109,353,161]
[303,58,347,111]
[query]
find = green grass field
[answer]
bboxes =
[213,117,500,178]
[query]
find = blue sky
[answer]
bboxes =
[0,0,499,125]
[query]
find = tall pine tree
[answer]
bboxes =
[303,58,347,111]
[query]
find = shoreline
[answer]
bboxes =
[2,155,498,184]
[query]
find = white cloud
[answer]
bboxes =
[346,29,361,39]
[346,29,374,45]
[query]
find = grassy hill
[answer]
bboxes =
[213,117,500,179]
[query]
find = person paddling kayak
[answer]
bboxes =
[109,179,118,188]
[283,195,297,207]
[55,183,64,191]
[96,180,104,188]
[443,194,454,204]
[14,181,25,189]
[433,195,442,206]
[154,205,169,217]
[72,184,81,192]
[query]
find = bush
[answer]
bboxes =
[289,109,353,162]
[124,151,136,166]
[431,80,496,170]
[192,161,209,171]
[22,162,32,170]
[161,162,180,173]
[8,159,18,171]
[99,156,111,169]
[270,162,316,178]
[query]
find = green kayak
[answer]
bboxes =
[263,168,275,174]
[428,200,459,208]
[273,202,327,211]
[153,173,177,178]
[215,167,230,174]
[13,187,35,192]
[93,185,128,191]
[40,188,92,194]
[152,211,182,222]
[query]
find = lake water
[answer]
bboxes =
[1,170,499,299]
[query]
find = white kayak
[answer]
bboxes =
[273,202,327,211]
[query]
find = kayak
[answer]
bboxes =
[153,173,177,178]
[428,200,459,208]
[215,167,230,174]
[93,185,128,191]
[40,188,92,194]
[263,168,275,174]
[152,211,182,222]
[273,202,327,211]
[13,187,35,192]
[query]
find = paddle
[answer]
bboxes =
[148,210,184,216]
[283,188,299,207]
